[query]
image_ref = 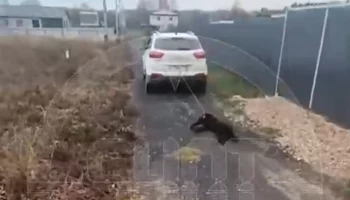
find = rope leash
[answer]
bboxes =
[169,77,181,91]
[180,76,206,114]
[166,67,206,115]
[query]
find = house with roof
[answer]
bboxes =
[149,10,178,30]
[149,0,178,31]
[0,5,70,29]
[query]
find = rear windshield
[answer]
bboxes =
[154,37,201,50]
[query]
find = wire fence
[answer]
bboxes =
[173,3,350,128]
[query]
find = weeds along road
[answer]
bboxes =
[126,38,334,200]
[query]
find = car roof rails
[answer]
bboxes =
[151,31,160,36]
[187,31,195,35]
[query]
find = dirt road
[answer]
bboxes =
[127,39,336,200]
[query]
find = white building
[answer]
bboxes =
[149,10,178,31]
[0,5,69,29]
[79,11,99,27]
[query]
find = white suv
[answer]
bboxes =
[142,31,208,94]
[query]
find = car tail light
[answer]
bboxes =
[195,73,206,79]
[195,73,206,77]
[150,73,163,79]
[193,51,206,59]
[149,51,164,59]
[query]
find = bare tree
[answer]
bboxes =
[80,2,92,10]
[20,0,41,6]
[170,0,178,11]
[0,0,9,5]
[137,0,148,10]
[137,0,150,24]
[228,0,252,19]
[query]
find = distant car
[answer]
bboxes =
[142,31,208,94]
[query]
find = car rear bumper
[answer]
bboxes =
[146,73,207,86]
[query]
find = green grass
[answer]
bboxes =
[208,64,263,99]
[343,180,350,199]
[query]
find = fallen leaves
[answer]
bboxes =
[170,147,203,164]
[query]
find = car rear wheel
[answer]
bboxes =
[197,81,207,95]
[145,82,154,94]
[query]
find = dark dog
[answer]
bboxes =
[190,113,239,145]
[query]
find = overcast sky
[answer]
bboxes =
[10,0,335,11]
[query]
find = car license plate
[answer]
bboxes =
[173,55,187,61]
[169,65,189,69]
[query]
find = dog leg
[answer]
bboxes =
[190,120,202,130]
[218,137,227,146]
[191,125,209,134]
[230,134,239,143]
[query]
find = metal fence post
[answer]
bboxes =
[308,8,329,109]
[274,9,288,96]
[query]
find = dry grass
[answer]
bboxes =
[0,36,138,200]
[208,64,263,99]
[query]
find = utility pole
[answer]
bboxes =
[115,0,119,38]
[119,0,125,36]
[103,0,108,42]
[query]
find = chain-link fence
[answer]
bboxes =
[173,4,350,128]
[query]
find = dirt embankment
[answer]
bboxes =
[216,95,350,198]
[0,36,139,200]
[243,97,350,179]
